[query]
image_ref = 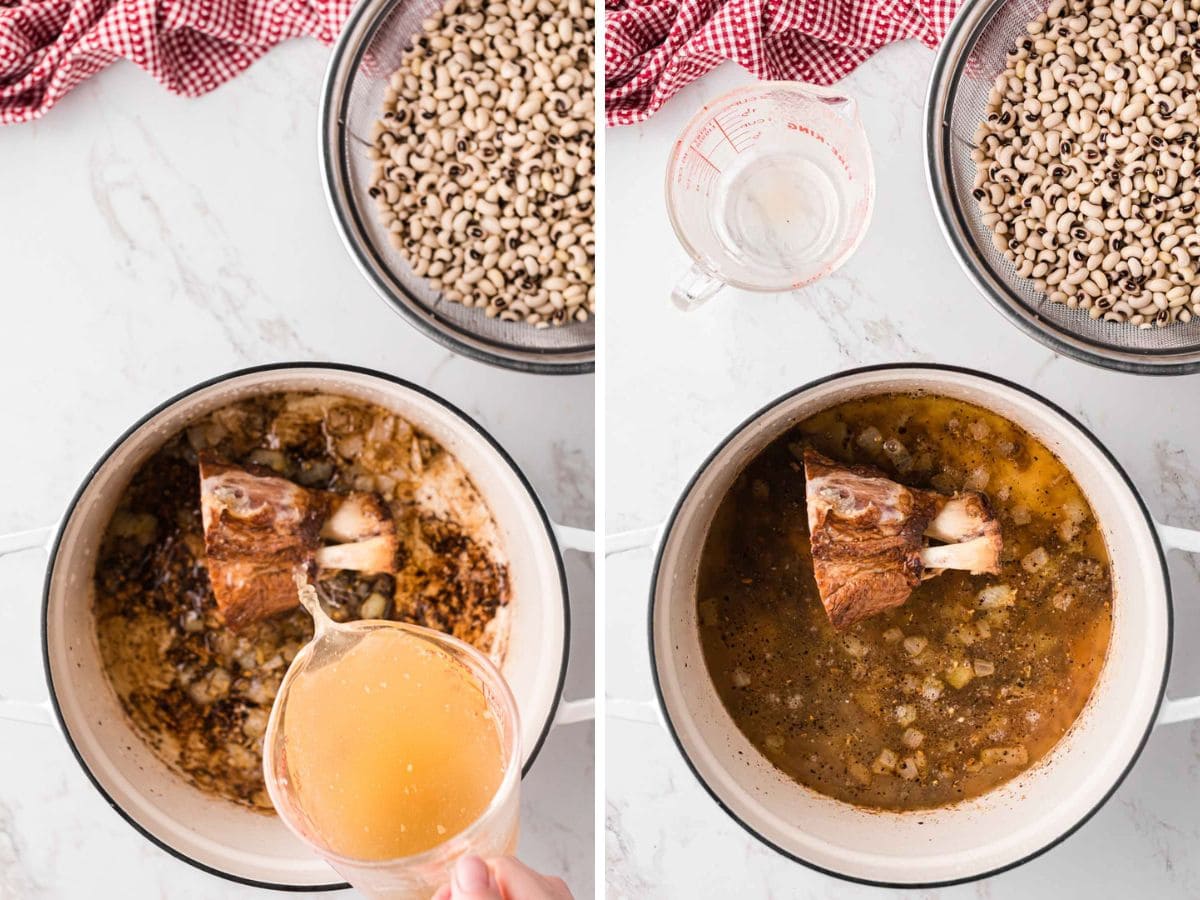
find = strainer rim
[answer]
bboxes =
[318,0,595,375]
[924,0,1200,376]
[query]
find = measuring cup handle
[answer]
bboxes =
[671,264,724,311]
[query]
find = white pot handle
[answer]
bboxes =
[546,521,596,726]
[554,698,596,726]
[0,699,53,726]
[606,523,663,556]
[1155,521,1200,725]
[551,522,595,555]
[0,525,56,727]
[0,525,56,558]
[605,526,666,725]
[608,698,660,725]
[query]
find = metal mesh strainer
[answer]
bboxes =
[319,0,595,374]
[926,0,1200,374]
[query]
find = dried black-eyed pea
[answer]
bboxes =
[368,0,595,325]
[974,0,1200,325]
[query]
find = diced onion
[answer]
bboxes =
[1058,500,1087,542]
[247,448,289,474]
[856,426,883,450]
[946,663,975,689]
[245,677,275,705]
[1022,547,1050,573]
[978,584,1016,609]
[903,636,928,657]
[964,467,990,491]
[360,592,389,620]
[843,635,870,658]
[242,709,268,740]
[921,676,944,702]
[186,425,209,451]
[872,749,898,774]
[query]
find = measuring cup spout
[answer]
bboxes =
[671,264,725,311]
[791,81,860,121]
[791,80,849,103]
[294,572,338,639]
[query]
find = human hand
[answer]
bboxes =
[432,855,573,900]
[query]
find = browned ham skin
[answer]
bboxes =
[198,454,402,629]
[804,450,1002,629]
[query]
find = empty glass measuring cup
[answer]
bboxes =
[264,581,521,899]
[665,82,875,310]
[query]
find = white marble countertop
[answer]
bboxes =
[606,47,1200,898]
[0,43,594,899]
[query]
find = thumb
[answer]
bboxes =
[449,855,503,900]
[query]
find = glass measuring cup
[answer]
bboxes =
[665,82,875,310]
[263,582,521,899]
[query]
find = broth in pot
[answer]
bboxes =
[696,393,1113,811]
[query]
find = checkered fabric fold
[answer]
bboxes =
[605,0,960,125]
[0,0,354,124]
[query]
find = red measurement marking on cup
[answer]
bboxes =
[688,146,721,172]
[785,121,851,173]
[713,116,739,152]
[686,116,731,174]
[714,107,767,153]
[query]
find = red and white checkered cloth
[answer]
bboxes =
[0,0,354,124]
[606,0,959,125]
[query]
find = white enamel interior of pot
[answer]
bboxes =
[652,367,1168,885]
[45,367,566,888]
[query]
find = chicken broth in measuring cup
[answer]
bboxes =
[696,394,1113,810]
[277,626,509,860]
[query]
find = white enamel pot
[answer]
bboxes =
[639,363,1200,887]
[0,363,594,891]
